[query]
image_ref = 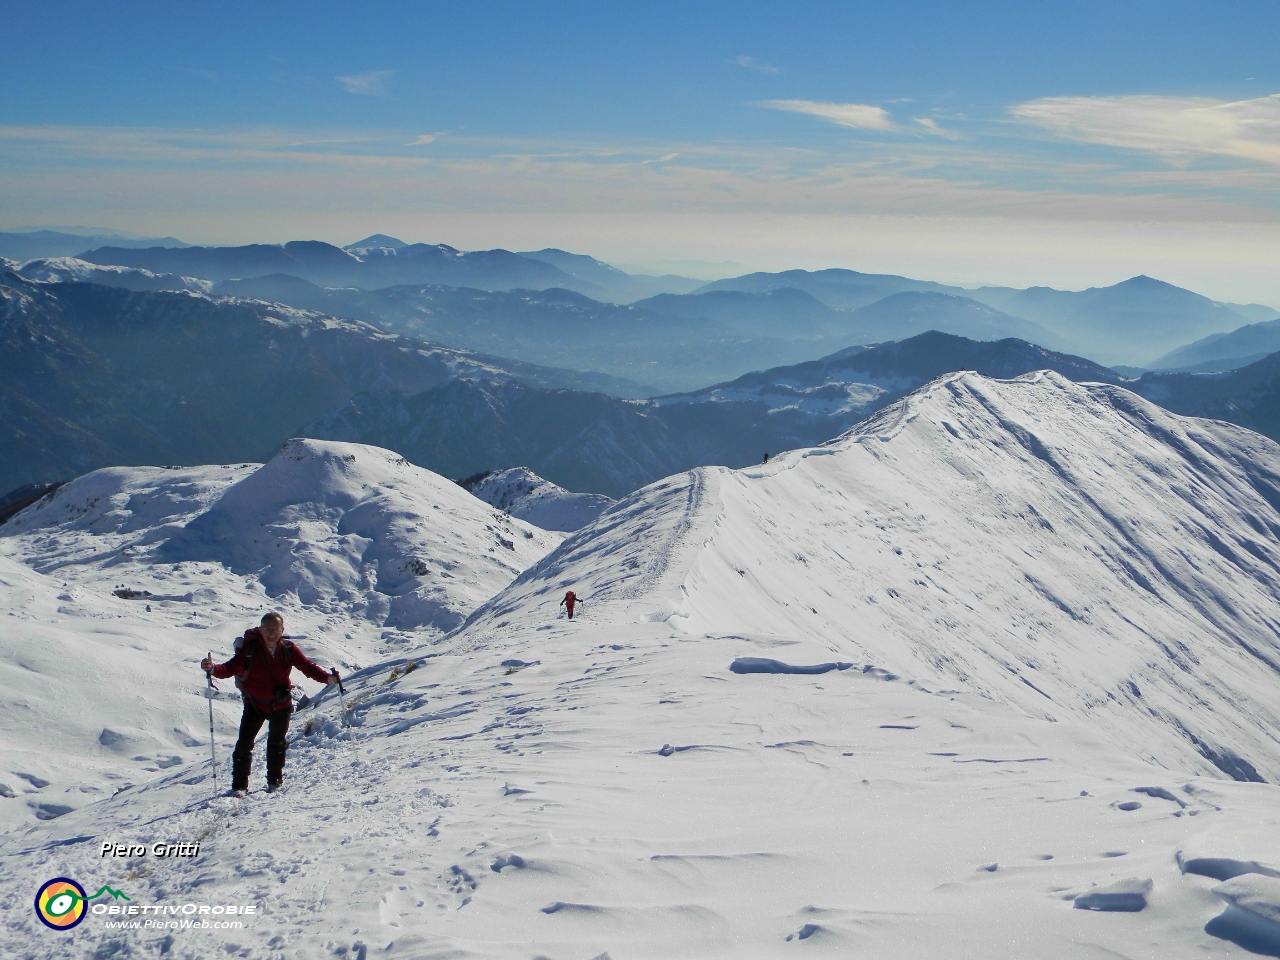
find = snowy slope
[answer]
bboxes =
[0,441,558,831]
[477,371,1280,782]
[462,467,616,531]
[3,376,1280,959]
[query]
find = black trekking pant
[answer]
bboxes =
[231,701,292,790]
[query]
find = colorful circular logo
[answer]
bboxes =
[35,878,88,931]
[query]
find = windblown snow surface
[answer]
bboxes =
[3,373,1280,958]
[463,468,615,532]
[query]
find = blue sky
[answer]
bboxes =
[3,1,1279,301]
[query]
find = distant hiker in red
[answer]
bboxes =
[560,590,583,619]
[200,612,337,795]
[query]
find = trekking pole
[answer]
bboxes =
[204,652,218,796]
[332,669,349,727]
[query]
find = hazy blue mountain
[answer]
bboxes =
[47,268,863,391]
[701,266,1265,366]
[210,272,338,308]
[0,273,645,492]
[1133,354,1280,444]
[0,229,188,261]
[77,240,591,293]
[206,281,825,394]
[301,379,855,498]
[302,332,1128,497]
[345,234,408,251]
[633,288,840,338]
[632,288,1063,350]
[1148,316,1280,372]
[1221,302,1280,324]
[694,267,965,310]
[80,240,366,284]
[664,330,1120,409]
[967,275,1248,365]
[845,291,1067,349]
[519,248,702,302]
[27,269,829,394]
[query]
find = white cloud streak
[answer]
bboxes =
[913,117,960,139]
[761,99,899,132]
[1012,93,1280,166]
[735,55,778,75]
[336,70,395,96]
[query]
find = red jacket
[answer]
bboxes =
[212,629,331,711]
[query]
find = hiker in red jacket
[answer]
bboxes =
[200,611,338,795]
[560,590,584,619]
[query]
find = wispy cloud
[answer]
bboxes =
[761,99,899,132]
[335,70,395,96]
[1011,93,1280,166]
[913,117,960,139]
[0,125,432,169]
[406,134,436,146]
[735,55,778,75]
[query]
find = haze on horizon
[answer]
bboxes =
[3,0,1279,305]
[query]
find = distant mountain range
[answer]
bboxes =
[694,267,959,310]
[1147,315,1280,373]
[518,248,702,302]
[0,272,645,493]
[301,332,1129,496]
[200,280,814,395]
[304,330,1280,497]
[32,234,1280,373]
[11,261,1280,503]
[1130,353,1280,444]
[699,269,1272,366]
[9,258,1099,393]
[16,256,210,293]
[299,378,839,498]
[72,237,700,304]
[0,229,189,261]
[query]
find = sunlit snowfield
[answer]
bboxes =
[3,374,1280,959]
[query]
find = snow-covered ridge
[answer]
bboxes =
[16,256,212,292]
[469,370,1280,782]
[462,467,615,532]
[6,439,561,635]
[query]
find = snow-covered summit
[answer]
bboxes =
[461,467,615,532]
[6,438,560,634]
[470,370,1280,782]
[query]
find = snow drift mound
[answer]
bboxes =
[462,467,615,532]
[7,439,560,633]
[470,371,1280,781]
